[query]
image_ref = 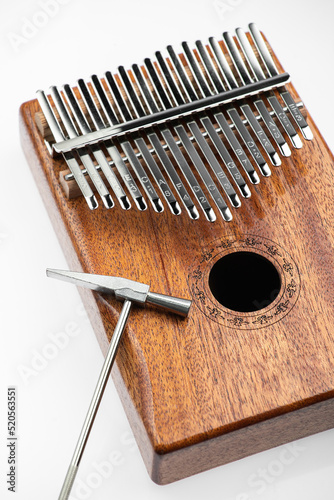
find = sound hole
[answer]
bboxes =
[208,252,281,313]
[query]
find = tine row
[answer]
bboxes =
[37,23,312,222]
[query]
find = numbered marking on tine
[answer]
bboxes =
[90,75,146,211]
[222,31,291,158]
[145,54,217,222]
[105,71,163,212]
[58,85,114,209]
[37,25,313,221]
[235,27,302,150]
[118,66,181,215]
[249,23,313,139]
[36,90,98,210]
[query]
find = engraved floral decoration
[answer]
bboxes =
[207,307,222,319]
[252,314,273,326]
[274,300,290,315]
[188,235,301,330]
[263,244,282,257]
[192,286,206,305]
[227,317,249,327]
[286,280,297,298]
[199,249,214,264]
[283,258,294,277]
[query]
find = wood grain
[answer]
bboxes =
[19,34,334,484]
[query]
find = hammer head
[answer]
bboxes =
[46,269,192,317]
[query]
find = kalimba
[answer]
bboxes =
[19,23,334,485]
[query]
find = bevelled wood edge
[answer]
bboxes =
[152,397,334,484]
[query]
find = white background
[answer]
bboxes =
[1,0,334,499]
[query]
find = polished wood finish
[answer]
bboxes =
[19,35,334,484]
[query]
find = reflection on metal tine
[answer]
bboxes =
[197,35,268,177]
[150,51,231,220]
[235,28,302,150]
[208,37,280,166]
[196,39,272,175]
[175,124,231,221]
[248,23,313,140]
[90,75,146,211]
[169,44,240,202]
[209,36,238,90]
[131,64,198,219]
[222,31,291,158]
[181,41,211,97]
[104,71,163,212]
[36,90,98,210]
[118,66,181,215]
[178,41,258,185]
[77,79,131,210]
[195,40,225,93]
[145,54,216,222]
[254,99,291,157]
[171,43,242,204]
[52,85,113,209]
[240,104,281,167]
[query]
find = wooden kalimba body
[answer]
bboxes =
[19,24,334,485]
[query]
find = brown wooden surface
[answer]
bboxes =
[19,35,334,484]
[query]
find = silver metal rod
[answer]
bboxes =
[63,102,303,182]
[146,53,231,221]
[36,90,98,210]
[176,42,243,204]
[105,70,163,212]
[195,40,270,177]
[220,32,291,158]
[132,63,197,219]
[172,42,258,185]
[57,299,132,500]
[139,56,209,220]
[234,28,302,149]
[52,72,290,154]
[144,55,216,221]
[77,79,131,209]
[156,47,233,218]
[118,66,180,215]
[248,22,312,140]
[53,85,114,209]
[90,74,146,211]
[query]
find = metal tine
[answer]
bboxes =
[206,38,281,168]
[158,48,246,204]
[117,66,181,216]
[131,64,199,220]
[76,79,131,210]
[196,41,275,180]
[90,75,146,211]
[170,43,248,202]
[133,62,212,222]
[184,40,270,178]
[51,86,114,209]
[156,50,242,207]
[104,71,163,213]
[36,90,98,210]
[222,31,292,157]
[168,43,259,187]
[235,27,303,150]
[143,57,216,222]
[145,56,232,222]
[154,54,244,206]
[249,23,313,141]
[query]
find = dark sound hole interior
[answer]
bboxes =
[208,251,281,313]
